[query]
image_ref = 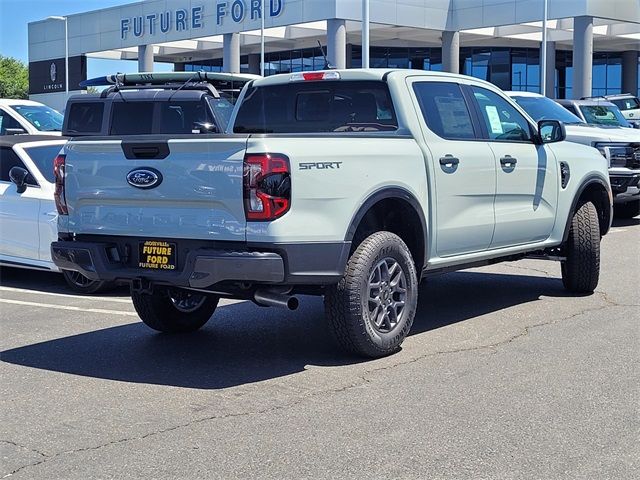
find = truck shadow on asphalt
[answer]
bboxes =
[2,269,574,389]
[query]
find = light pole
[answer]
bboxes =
[260,0,265,76]
[47,16,68,100]
[540,0,548,96]
[362,0,370,68]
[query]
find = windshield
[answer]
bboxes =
[23,145,64,183]
[579,105,631,127]
[11,104,63,132]
[611,97,640,111]
[510,95,584,124]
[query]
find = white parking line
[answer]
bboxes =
[0,285,131,303]
[0,298,137,316]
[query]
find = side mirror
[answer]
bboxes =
[538,119,566,144]
[4,127,26,136]
[192,122,218,134]
[9,166,29,193]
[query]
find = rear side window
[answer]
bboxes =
[23,145,63,183]
[412,82,476,140]
[66,102,104,134]
[110,102,154,135]
[234,81,397,133]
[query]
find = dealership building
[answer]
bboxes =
[28,0,640,111]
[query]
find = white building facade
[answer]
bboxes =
[28,0,640,111]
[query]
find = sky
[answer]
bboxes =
[0,0,172,79]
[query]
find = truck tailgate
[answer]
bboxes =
[63,136,248,241]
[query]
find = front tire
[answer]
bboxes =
[62,270,114,294]
[132,288,219,333]
[561,201,600,293]
[324,231,418,358]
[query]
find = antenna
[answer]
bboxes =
[167,72,200,101]
[317,40,333,70]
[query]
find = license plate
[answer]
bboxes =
[138,241,177,270]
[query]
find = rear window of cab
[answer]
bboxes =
[233,81,398,133]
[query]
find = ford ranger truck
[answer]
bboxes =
[52,69,613,358]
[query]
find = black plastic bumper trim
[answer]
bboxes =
[51,241,285,288]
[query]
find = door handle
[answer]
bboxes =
[500,156,517,167]
[439,155,460,167]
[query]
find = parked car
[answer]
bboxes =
[508,92,639,218]
[593,94,640,127]
[0,135,111,293]
[0,99,63,135]
[556,98,634,129]
[53,69,612,358]
[63,71,259,137]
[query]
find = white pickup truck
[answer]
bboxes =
[52,69,612,358]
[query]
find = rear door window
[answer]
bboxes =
[412,82,477,140]
[234,81,397,133]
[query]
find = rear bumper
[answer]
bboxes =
[51,238,350,288]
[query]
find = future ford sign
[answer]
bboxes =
[120,0,284,39]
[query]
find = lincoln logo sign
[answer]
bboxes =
[120,0,284,39]
[126,168,162,189]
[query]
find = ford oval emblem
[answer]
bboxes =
[126,168,162,189]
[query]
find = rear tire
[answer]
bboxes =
[324,231,418,358]
[132,288,219,333]
[614,200,639,219]
[561,201,600,293]
[62,270,114,294]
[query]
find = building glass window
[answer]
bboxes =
[180,44,630,99]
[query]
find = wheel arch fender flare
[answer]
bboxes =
[562,174,612,242]
[344,186,428,267]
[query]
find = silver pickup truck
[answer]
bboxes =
[52,69,612,358]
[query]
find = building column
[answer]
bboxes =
[621,50,639,95]
[248,53,260,75]
[174,63,185,72]
[138,45,154,72]
[542,41,556,98]
[442,31,460,74]
[572,16,593,99]
[327,19,346,69]
[223,33,240,73]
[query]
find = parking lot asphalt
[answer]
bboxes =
[1,218,638,480]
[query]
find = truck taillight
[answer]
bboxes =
[53,154,68,215]
[243,153,291,221]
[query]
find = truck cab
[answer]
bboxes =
[62,72,259,137]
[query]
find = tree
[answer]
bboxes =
[0,56,29,99]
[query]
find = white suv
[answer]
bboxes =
[0,99,63,136]
[602,94,640,127]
